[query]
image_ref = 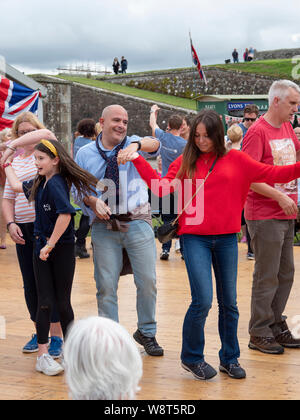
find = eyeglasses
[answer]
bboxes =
[17,129,37,136]
[244,117,257,122]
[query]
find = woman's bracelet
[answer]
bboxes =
[6,145,16,152]
[46,241,55,250]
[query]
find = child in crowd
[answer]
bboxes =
[3,139,98,376]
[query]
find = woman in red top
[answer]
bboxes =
[118,110,300,381]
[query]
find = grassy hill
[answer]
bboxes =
[54,59,297,111]
[210,58,295,80]
[55,74,198,111]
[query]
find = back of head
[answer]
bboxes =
[168,114,183,131]
[76,118,96,138]
[268,79,300,106]
[227,124,243,143]
[64,317,143,400]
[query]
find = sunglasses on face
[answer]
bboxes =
[244,117,257,122]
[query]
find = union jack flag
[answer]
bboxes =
[0,76,40,130]
[189,32,207,85]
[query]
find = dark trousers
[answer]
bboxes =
[16,223,60,323]
[33,242,75,344]
[75,214,90,247]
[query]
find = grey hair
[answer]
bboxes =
[63,316,143,400]
[268,79,300,106]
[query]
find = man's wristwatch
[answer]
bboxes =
[131,140,142,151]
[7,221,16,230]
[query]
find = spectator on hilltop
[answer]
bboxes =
[112,58,120,75]
[243,48,249,62]
[232,49,239,63]
[121,56,128,74]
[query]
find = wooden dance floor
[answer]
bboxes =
[0,234,300,400]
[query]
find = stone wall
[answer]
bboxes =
[70,82,196,137]
[33,75,72,152]
[255,48,300,60]
[32,75,196,145]
[97,67,278,98]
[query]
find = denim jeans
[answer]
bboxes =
[91,220,157,337]
[181,234,240,365]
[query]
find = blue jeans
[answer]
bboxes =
[91,220,157,336]
[181,234,240,365]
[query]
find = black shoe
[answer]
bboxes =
[133,329,164,356]
[181,361,217,380]
[75,244,90,259]
[160,251,169,260]
[219,363,246,379]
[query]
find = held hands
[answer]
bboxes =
[117,143,139,165]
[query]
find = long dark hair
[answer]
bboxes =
[28,139,98,202]
[176,110,226,179]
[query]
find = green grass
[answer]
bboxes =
[55,74,197,111]
[211,59,295,80]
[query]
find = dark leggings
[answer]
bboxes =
[33,242,75,344]
[16,223,60,323]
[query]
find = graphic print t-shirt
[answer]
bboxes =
[242,117,300,220]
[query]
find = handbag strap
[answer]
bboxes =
[171,157,218,225]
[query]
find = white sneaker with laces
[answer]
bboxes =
[36,353,64,376]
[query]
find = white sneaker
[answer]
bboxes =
[36,353,64,376]
[175,239,181,254]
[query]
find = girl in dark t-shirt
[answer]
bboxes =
[4,139,98,376]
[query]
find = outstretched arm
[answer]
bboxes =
[117,137,160,165]
[0,129,56,164]
[149,104,160,137]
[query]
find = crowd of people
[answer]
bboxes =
[1,78,300,399]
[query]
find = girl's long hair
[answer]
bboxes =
[28,139,98,202]
[176,110,227,179]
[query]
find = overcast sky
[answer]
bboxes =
[1,0,300,75]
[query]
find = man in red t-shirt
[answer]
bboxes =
[242,79,300,354]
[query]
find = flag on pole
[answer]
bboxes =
[0,76,41,130]
[189,32,207,85]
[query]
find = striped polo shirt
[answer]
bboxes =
[3,154,36,223]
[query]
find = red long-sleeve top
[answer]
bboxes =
[133,149,300,236]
